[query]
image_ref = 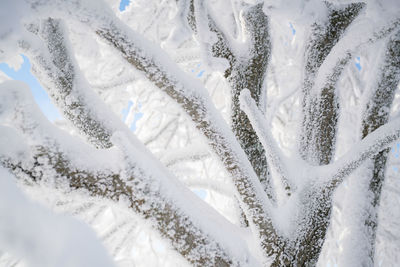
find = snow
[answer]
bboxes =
[0,167,115,267]
[0,70,11,82]
[263,0,328,26]
[0,0,28,63]
[1,0,400,266]
[0,125,30,163]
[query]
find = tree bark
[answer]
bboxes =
[361,28,400,263]
[300,3,365,165]
[1,146,241,267]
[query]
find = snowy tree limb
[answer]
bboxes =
[22,19,115,148]
[291,6,399,264]
[0,167,116,267]
[2,1,398,266]
[2,146,253,267]
[317,117,400,189]
[300,9,399,167]
[331,29,400,263]
[239,89,293,194]
[227,3,273,197]
[294,105,400,267]
[300,2,365,165]
[360,29,400,256]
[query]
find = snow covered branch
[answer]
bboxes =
[3,145,253,266]
[300,2,365,165]
[179,2,273,193]
[177,1,275,199]
[356,28,400,261]
[320,117,400,190]
[239,89,293,194]
[227,3,272,197]
[22,18,115,148]
[322,29,400,192]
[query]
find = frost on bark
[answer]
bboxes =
[2,147,236,267]
[287,3,368,265]
[26,19,114,149]
[281,4,367,264]
[229,4,272,195]
[361,29,400,262]
[300,3,365,165]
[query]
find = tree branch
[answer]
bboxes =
[180,2,274,196]
[357,28,400,262]
[300,2,365,165]
[1,144,252,267]
[227,3,273,198]
[22,19,116,148]
[240,89,293,195]
[0,78,258,266]
[319,117,400,189]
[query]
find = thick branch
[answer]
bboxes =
[23,19,115,148]
[302,17,400,165]
[318,28,400,188]
[1,145,250,267]
[284,117,400,267]
[290,117,400,265]
[228,3,272,196]
[0,78,260,266]
[360,28,400,262]
[300,2,365,165]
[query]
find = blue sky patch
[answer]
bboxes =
[192,189,207,200]
[129,112,143,131]
[355,56,362,71]
[289,23,296,36]
[119,0,130,12]
[121,100,134,122]
[0,55,62,122]
[191,63,205,78]
[197,70,205,78]
[121,100,143,132]
[393,143,400,158]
